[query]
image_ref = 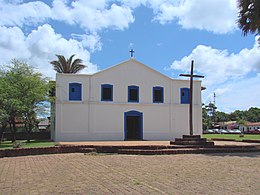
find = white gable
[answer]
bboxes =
[93,58,172,82]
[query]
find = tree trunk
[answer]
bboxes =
[26,123,32,143]
[0,123,7,144]
[25,117,33,143]
[11,117,17,142]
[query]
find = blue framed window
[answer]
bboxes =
[181,88,190,104]
[153,86,164,103]
[69,83,82,101]
[101,84,113,101]
[128,85,139,102]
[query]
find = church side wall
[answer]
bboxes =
[55,74,90,141]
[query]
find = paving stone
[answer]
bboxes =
[2,153,260,194]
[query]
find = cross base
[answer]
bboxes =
[170,134,214,147]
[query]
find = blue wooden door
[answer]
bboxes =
[124,111,143,140]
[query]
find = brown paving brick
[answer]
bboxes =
[0,153,260,194]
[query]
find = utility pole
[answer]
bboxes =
[213,92,216,106]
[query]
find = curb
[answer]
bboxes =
[117,146,260,155]
[1,144,260,158]
[0,145,96,158]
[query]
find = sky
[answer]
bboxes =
[0,0,260,113]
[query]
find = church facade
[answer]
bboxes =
[54,58,203,141]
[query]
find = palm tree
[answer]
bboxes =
[50,54,86,73]
[237,0,260,36]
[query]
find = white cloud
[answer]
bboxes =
[2,0,23,3]
[215,74,260,112]
[68,2,134,32]
[121,0,147,8]
[51,0,74,25]
[214,87,231,98]
[123,0,236,34]
[1,0,238,34]
[153,0,237,34]
[170,37,260,111]
[171,37,260,86]
[0,1,51,27]
[0,26,31,61]
[0,0,135,32]
[71,33,102,53]
[0,0,239,34]
[0,24,98,78]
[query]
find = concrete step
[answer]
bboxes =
[183,135,201,139]
[175,138,207,142]
[171,140,215,146]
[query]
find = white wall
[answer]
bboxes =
[55,59,203,141]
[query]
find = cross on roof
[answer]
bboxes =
[129,49,135,58]
[179,60,204,136]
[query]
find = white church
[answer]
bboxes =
[54,57,203,141]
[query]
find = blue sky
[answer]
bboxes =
[0,0,260,112]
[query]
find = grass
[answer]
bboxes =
[0,140,56,150]
[202,134,260,141]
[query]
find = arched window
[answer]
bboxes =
[180,88,190,104]
[69,83,82,101]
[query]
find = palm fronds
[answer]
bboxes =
[50,54,86,73]
[237,0,260,36]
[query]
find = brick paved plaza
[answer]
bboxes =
[1,152,260,194]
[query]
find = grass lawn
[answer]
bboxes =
[203,134,260,141]
[0,140,56,150]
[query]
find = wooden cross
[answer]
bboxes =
[129,49,135,58]
[179,60,204,136]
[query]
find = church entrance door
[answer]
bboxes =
[124,111,143,140]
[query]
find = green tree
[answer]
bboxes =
[202,104,212,130]
[230,110,245,121]
[202,105,260,131]
[50,54,86,73]
[0,74,9,141]
[215,111,230,122]
[0,60,49,142]
[205,102,217,127]
[237,0,260,42]
[245,107,260,122]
